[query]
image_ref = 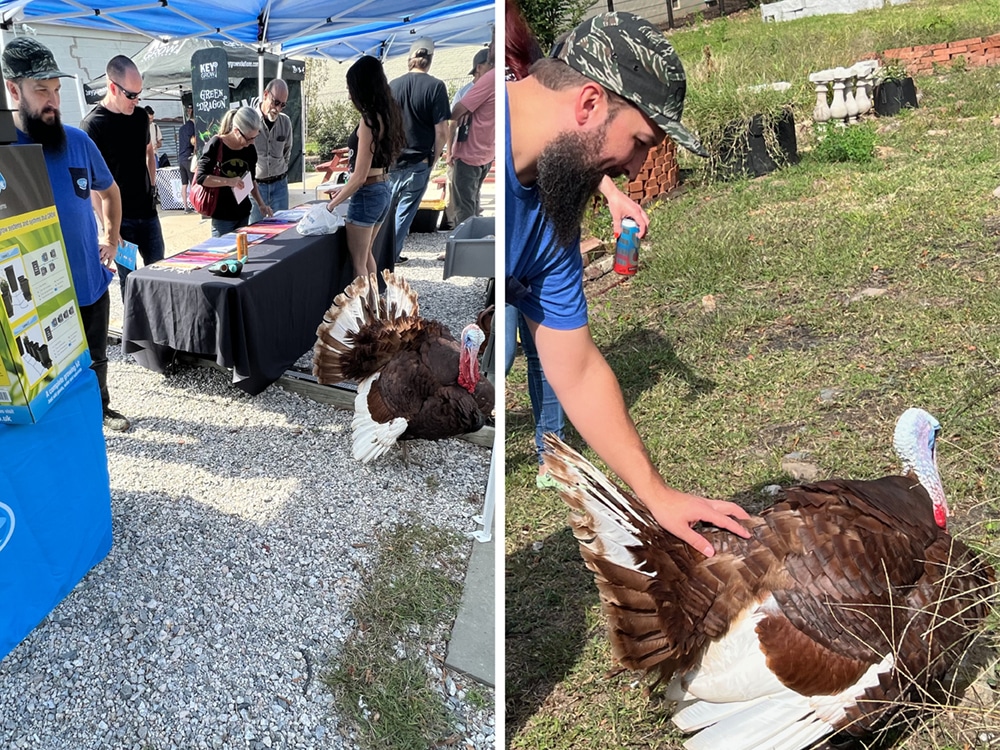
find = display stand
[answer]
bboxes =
[0,368,112,660]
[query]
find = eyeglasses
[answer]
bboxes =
[235,127,259,143]
[110,80,141,101]
[271,98,287,109]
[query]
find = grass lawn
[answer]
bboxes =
[506,2,1000,748]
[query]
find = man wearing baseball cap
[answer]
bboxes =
[2,36,131,432]
[505,12,750,555]
[386,36,450,264]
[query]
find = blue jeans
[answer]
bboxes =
[249,178,289,225]
[117,216,164,301]
[388,161,431,260]
[505,305,565,464]
[346,181,391,227]
[211,217,245,237]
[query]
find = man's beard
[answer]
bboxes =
[21,105,65,152]
[535,126,610,249]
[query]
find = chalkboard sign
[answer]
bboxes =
[191,47,230,155]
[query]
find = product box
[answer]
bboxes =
[0,144,90,424]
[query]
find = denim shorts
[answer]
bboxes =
[346,180,391,227]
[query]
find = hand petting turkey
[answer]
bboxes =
[642,484,751,558]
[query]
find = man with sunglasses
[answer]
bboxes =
[81,54,165,303]
[249,78,293,225]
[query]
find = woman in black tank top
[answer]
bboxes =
[325,56,406,278]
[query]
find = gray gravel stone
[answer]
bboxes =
[0,230,496,749]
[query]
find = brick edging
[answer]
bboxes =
[864,33,1000,77]
[625,139,680,205]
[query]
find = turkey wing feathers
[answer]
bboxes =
[373,352,487,441]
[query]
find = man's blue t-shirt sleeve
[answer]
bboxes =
[504,94,588,331]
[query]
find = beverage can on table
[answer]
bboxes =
[613,217,640,276]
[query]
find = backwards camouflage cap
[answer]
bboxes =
[551,12,707,157]
[2,37,73,81]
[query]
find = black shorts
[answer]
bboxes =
[179,162,193,186]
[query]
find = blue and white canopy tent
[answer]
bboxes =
[0,0,494,181]
[0,0,494,59]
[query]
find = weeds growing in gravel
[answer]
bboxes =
[324,521,467,749]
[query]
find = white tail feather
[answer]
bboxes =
[315,275,376,358]
[545,437,656,576]
[682,695,817,750]
[381,270,419,319]
[351,375,408,463]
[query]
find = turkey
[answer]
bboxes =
[313,270,494,463]
[543,409,995,750]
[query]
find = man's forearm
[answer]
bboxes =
[533,323,665,500]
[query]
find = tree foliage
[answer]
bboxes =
[517,0,593,51]
[307,100,358,158]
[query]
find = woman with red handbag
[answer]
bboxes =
[194,106,274,236]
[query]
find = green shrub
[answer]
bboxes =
[517,0,591,50]
[812,123,877,163]
[307,99,358,158]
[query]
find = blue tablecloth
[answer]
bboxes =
[0,368,112,660]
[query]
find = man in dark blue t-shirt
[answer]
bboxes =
[506,13,750,556]
[387,37,450,264]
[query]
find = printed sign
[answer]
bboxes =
[191,46,230,155]
[0,145,90,424]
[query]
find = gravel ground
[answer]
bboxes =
[0,228,496,750]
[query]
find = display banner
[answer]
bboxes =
[191,46,230,155]
[0,145,90,424]
[0,367,112,661]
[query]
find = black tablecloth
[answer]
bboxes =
[122,217,395,395]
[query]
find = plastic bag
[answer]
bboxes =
[296,203,346,236]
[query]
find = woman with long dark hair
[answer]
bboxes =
[325,55,405,277]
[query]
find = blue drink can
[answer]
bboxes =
[614,217,640,276]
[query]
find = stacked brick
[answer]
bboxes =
[625,139,680,205]
[875,34,1000,76]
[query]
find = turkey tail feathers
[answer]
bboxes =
[543,434,656,579]
[313,272,420,384]
[352,374,408,462]
[381,269,419,319]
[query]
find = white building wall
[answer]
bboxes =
[0,23,180,127]
[761,0,909,23]
[311,45,488,104]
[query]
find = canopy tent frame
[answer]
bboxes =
[0,0,492,61]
